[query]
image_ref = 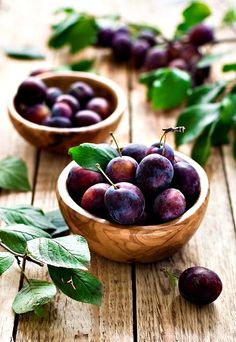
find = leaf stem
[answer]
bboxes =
[0,241,24,257]
[16,256,30,284]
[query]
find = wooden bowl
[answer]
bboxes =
[8,72,126,153]
[56,152,209,263]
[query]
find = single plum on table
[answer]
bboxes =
[178,266,222,305]
[104,182,145,225]
[67,166,103,202]
[121,143,148,163]
[86,97,110,119]
[153,188,186,222]
[136,154,174,195]
[16,77,47,106]
[172,161,200,206]
[81,183,110,218]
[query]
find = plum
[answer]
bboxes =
[56,94,80,113]
[104,182,145,224]
[166,41,183,61]
[153,188,186,222]
[179,266,222,305]
[136,154,174,195]
[86,97,110,119]
[121,143,148,163]
[131,40,150,68]
[23,104,50,124]
[69,82,94,106]
[67,166,103,201]
[42,116,72,128]
[51,102,73,119]
[105,156,138,183]
[81,183,110,218]
[96,27,115,47]
[137,30,156,47]
[189,24,214,46]
[145,143,175,164]
[45,87,63,107]
[73,110,102,127]
[143,47,168,71]
[16,77,47,105]
[111,33,132,62]
[172,161,200,206]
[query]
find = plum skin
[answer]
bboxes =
[73,110,102,127]
[153,188,186,222]
[136,154,174,195]
[16,77,47,106]
[121,143,148,163]
[105,156,138,183]
[86,97,110,119]
[81,183,110,217]
[104,182,145,225]
[178,266,223,305]
[145,143,175,164]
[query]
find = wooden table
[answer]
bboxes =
[0,0,236,341]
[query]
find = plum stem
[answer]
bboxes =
[110,132,122,157]
[95,163,118,189]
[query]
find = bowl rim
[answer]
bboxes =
[56,150,209,232]
[8,71,127,133]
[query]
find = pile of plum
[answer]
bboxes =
[67,134,200,226]
[14,77,111,128]
[96,23,214,86]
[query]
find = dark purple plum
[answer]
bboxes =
[136,154,174,195]
[131,40,150,69]
[143,47,168,71]
[81,183,110,218]
[145,143,175,164]
[45,87,63,107]
[67,166,103,201]
[189,24,214,46]
[168,58,188,71]
[115,26,130,36]
[86,97,110,119]
[153,188,186,222]
[56,94,80,113]
[105,156,138,183]
[51,102,73,119]
[172,161,200,206]
[137,30,156,47]
[96,27,115,47]
[42,116,72,128]
[111,33,132,62]
[73,110,102,127]
[178,266,222,305]
[104,182,145,225]
[69,82,94,106]
[23,104,50,124]
[180,44,201,66]
[121,143,148,163]
[16,77,47,106]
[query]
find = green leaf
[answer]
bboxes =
[139,69,163,86]
[27,235,90,270]
[48,266,103,305]
[48,13,98,54]
[45,209,69,238]
[176,1,211,36]
[0,224,51,254]
[5,47,45,60]
[12,279,57,314]
[69,143,118,172]
[57,59,95,72]
[0,205,56,231]
[175,103,221,146]
[191,122,216,165]
[0,252,14,275]
[0,156,31,191]
[222,7,236,25]
[222,63,236,72]
[187,81,226,106]
[150,68,191,110]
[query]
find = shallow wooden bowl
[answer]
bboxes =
[56,151,209,263]
[8,72,126,153]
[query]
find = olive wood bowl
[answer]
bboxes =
[56,151,209,263]
[8,72,126,153]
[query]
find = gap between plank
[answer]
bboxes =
[131,264,138,342]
